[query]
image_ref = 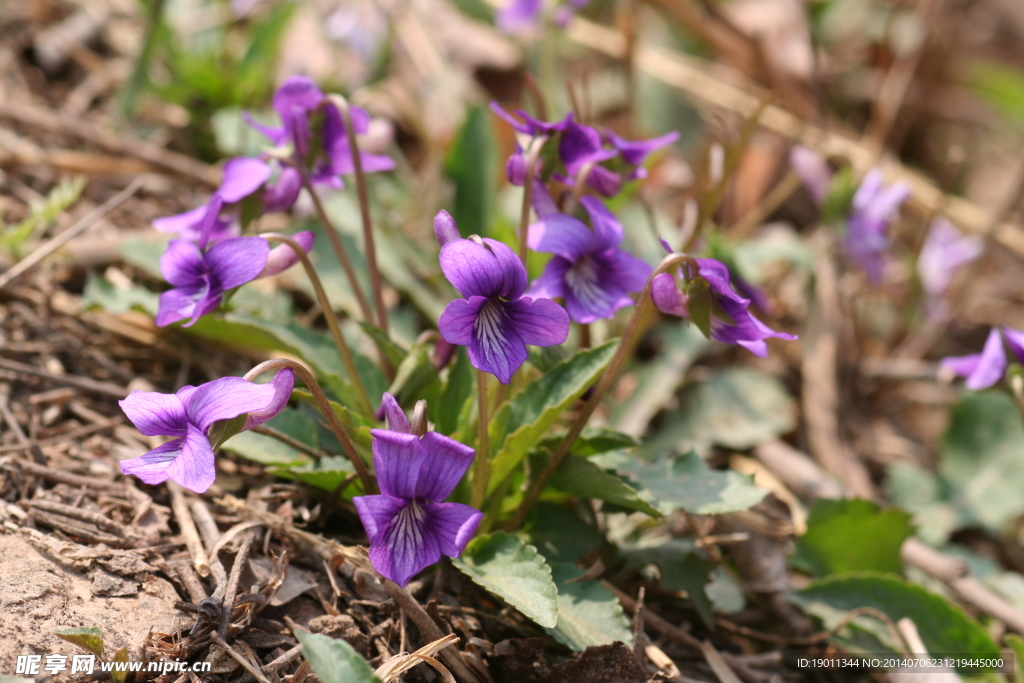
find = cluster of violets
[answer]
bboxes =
[151,75,394,328]
[118,80,804,588]
[465,103,798,372]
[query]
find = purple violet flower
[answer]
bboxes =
[918,217,983,312]
[435,211,569,384]
[119,369,294,493]
[353,393,483,587]
[942,328,1008,390]
[789,147,910,281]
[651,252,796,357]
[527,187,650,323]
[153,157,301,247]
[846,169,911,282]
[941,327,1024,390]
[155,231,314,327]
[245,76,394,189]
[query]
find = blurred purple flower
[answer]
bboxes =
[918,217,982,311]
[435,211,569,383]
[651,252,796,357]
[789,145,832,205]
[353,393,482,587]
[245,76,394,189]
[119,369,294,492]
[497,0,592,31]
[846,169,911,282]
[527,187,650,322]
[942,328,1007,390]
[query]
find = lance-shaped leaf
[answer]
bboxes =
[488,341,617,493]
[548,455,661,517]
[55,626,104,657]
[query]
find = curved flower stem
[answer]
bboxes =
[327,94,389,336]
[245,358,376,494]
[299,172,375,324]
[469,369,491,511]
[262,234,374,418]
[502,253,695,531]
[518,137,547,265]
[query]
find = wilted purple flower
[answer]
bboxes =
[435,211,569,384]
[119,369,294,492]
[245,76,394,189]
[918,218,983,311]
[651,251,796,357]
[527,187,650,322]
[155,231,314,327]
[846,169,911,282]
[353,393,482,587]
[941,327,1024,390]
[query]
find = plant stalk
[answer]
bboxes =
[327,94,389,335]
[299,172,375,324]
[470,369,491,510]
[502,253,694,530]
[245,358,376,494]
[263,233,374,417]
[518,137,547,264]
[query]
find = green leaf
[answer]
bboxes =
[885,461,960,546]
[110,647,129,683]
[1006,634,1024,683]
[939,391,1024,532]
[623,451,765,515]
[610,324,707,437]
[444,105,496,238]
[359,322,408,368]
[386,342,441,411]
[454,532,559,629]
[546,563,633,651]
[436,347,474,435]
[791,572,1001,671]
[220,408,318,466]
[525,503,603,565]
[539,427,641,456]
[290,389,374,451]
[271,456,354,493]
[685,276,712,339]
[640,368,795,456]
[619,539,716,626]
[55,626,104,657]
[489,341,618,492]
[81,273,159,316]
[969,59,1024,129]
[295,630,380,683]
[793,499,913,578]
[549,455,661,517]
